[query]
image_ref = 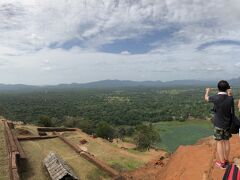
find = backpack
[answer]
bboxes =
[223,164,240,180]
[213,96,240,134]
[230,98,240,134]
[230,116,240,134]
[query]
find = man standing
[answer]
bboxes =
[205,80,234,169]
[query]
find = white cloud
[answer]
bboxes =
[120,51,131,55]
[1,0,238,51]
[235,62,240,67]
[0,0,240,84]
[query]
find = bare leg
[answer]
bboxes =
[222,141,227,161]
[216,141,225,163]
[223,140,230,161]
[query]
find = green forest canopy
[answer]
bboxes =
[0,87,239,126]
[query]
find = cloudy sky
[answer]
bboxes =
[0,0,240,85]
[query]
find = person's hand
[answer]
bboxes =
[227,89,233,96]
[205,88,210,102]
[238,100,240,111]
[205,88,211,93]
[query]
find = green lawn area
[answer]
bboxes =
[15,125,39,136]
[19,138,110,180]
[0,120,9,180]
[63,131,145,172]
[153,120,213,152]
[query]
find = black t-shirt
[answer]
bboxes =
[209,94,234,129]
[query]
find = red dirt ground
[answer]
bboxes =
[123,135,240,180]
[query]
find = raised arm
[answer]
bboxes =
[238,99,240,112]
[204,88,211,102]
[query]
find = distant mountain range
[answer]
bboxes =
[0,78,240,91]
[54,79,215,89]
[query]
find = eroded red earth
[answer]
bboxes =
[123,135,240,180]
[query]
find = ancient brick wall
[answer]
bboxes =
[37,127,76,132]
[3,120,26,180]
[17,135,57,141]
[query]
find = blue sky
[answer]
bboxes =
[0,0,240,85]
[100,27,180,54]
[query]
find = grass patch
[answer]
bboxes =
[78,138,144,171]
[109,157,143,172]
[87,169,111,180]
[15,125,39,136]
[19,138,110,180]
[64,131,152,171]
[153,120,212,152]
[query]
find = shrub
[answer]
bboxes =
[134,124,160,150]
[96,121,115,140]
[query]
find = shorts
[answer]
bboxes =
[214,127,232,141]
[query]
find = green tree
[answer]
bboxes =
[125,126,135,136]
[96,121,115,140]
[134,124,160,150]
[78,119,96,135]
[38,115,52,127]
[117,127,126,140]
[62,116,81,127]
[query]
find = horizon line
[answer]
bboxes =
[0,78,230,87]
